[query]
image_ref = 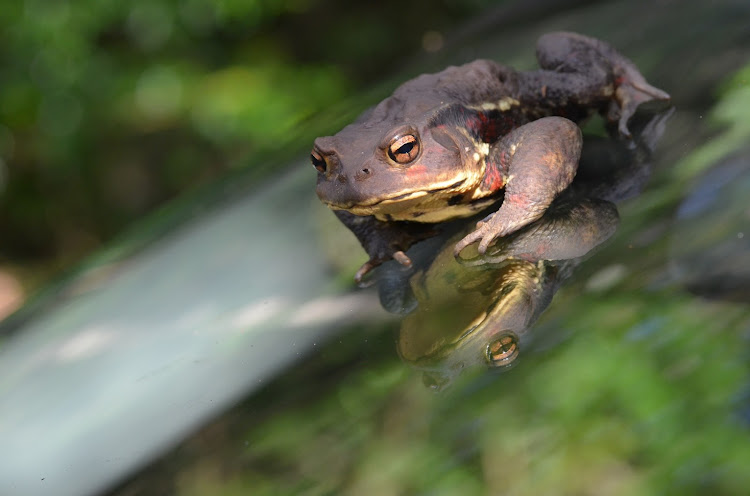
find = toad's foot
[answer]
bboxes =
[610,60,671,137]
[332,211,436,284]
[458,195,620,265]
[354,250,412,286]
[534,32,671,138]
[454,196,546,256]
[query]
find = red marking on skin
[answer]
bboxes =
[481,157,505,192]
[534,243,551,257]
[406,164,427,177]
[477,112,502,142]
[465,112,505,143]
[459,108,518,143]
[614,76,625,86]
[504,194,527,206]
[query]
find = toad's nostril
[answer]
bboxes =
[354,166,374,182]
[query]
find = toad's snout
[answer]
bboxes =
[314,155,371,209]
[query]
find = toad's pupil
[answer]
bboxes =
[389,136,418,163]
[397,142,414,155]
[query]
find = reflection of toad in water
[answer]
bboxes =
[377,110,671,389]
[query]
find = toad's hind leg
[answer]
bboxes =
[454,116,581,256]
[526,32,670,136]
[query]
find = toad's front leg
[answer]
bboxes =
[454,116,581,256]
[334,211,437,284]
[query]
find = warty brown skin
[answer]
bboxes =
[312,32,670,282]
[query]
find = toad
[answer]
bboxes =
[312,32,669,282]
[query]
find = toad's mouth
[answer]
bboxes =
[324,178,467,212]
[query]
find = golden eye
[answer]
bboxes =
[486,334,519,367]
[311,150,326,173]
[388,134,420,164]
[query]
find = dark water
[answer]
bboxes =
[2,1,750,495]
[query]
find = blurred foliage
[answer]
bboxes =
[0,0,489,285]
[675,64,750,179]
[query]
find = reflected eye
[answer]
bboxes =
[486,334,519,367]
[388,134,420,164]
[311,150,326,173]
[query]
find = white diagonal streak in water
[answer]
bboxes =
[0,165,391,496]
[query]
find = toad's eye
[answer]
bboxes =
[388,134,420,164]
[311,150,326,173]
